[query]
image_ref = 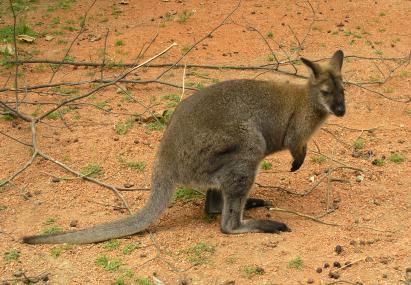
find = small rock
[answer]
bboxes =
[406,267,411,281]
[328,271,340,279]
[382,273,387,278]
[316,267,322,273]
[73,138,79,143]
[123,183,134,188]
[365,256,373,262]
[309,175,315,183]
[13,269,23,277]
[51,177,61,183]
[324,262,330,268]
[335,245,343,254]
[307,278,314,284]
[140,253,147,258]
[223,281,235,285]
[349,240,357,246]
[333,261,341,268]
[356,175,364,182]
[69,220,78,227]
[359,240,366,246]
[113,137,119,141]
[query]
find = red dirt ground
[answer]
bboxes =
[0,0,410,284]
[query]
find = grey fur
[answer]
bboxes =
[22,50,345,244]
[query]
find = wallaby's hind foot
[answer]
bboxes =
[204,189,272,215]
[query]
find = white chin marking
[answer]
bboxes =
[320,97,333,114]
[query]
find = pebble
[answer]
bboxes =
[382,273,387,278]
[13,269,23,277]
[356,175,364,182]
[365,256,373,262]
[350,240,357,246]
[52,177,60,183]
[328,271,340,279]
[307,278,314,284]
[324,262,330,268]
[333,261,341,268]
[123,183,134,188]
[113,137,119,141]
[316,267,323,273]
[335,245,343,254]
[69,220,78,227]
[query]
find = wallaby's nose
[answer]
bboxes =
[334,105,345,117]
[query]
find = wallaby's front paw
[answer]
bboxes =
[291,160,302,172]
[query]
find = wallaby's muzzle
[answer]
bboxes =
[332,103,345,117]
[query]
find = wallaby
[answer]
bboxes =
[23,50,345,244]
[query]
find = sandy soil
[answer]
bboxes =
[0,0,410,284]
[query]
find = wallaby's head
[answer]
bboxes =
[301,50,345,117]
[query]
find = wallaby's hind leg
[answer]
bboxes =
[219,164,290,234]
[204,189,272,215]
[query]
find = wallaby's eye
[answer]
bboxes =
[321,90,331,96]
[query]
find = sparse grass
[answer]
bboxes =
[353,138,365,150]
[162,93,180,107]
[42,226,62,235]
[267,31,273,38]
[372,158,385,166]
[181,45,192,54]
[81,163,103,177]
[4,250,20,262]
[0,205,7,211]
[115,39,124,46]
[115,119,134,135]
[44,217,56,225]
[174,187,203,201]
[379,11,386,16]
[400,71,410,78]
[50,244,72,258]
[311,155,327,164]
[267,53,276,62]
[123,243,140,255]
[125,161,146,171]
[96,255,121,271]
[0,21,37,43]
[103,239,120,250]
[261,161,272,170]
[2,114,16,121]
[184,242,216,265]
[389,153,405,163]
[287,256,303,269]
[178,10,194,23]
[136,277,153,285]
[225,256,236,265]
[242,266,265,279]
[145,121,165,131]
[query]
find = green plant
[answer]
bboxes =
[104,239,120,250]
[0,21,37,43]
[4,249,20,262]
[115,119,134,135]
[123,243,140,255]
[81,163,103,177]
[400,71,410,78]
[287,256,303,269]
[261,161,272,170]
[43,226,62,235]
[311,155,326,164]
[181,45,192,54]
[114,277,125,285]
[242,266,264,278]
[136,277,153,285]
[353,138,365,150]
[115,39,124,46]
[224,256,236,264]
[389,153,405,163]
[379,11,386,16]
[44,217,56,225]
[0,205,7,211]
[162,93,180,107]
[178,10,194,23]
[267,53,276,62]
[96,255,121,271]
[2,114,16,121]
[174,187,202,201]
[267,31,273,38]
[372,158,385,166]
[184,242,215,265]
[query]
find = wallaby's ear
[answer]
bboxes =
[330,50,344,71]
[301,57,321,78]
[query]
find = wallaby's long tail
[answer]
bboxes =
[22,171,174,244]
